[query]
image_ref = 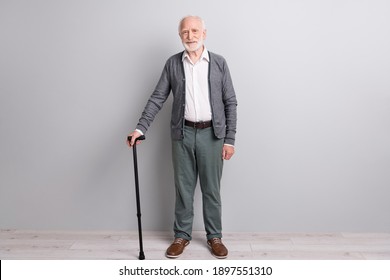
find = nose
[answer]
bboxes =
[188,30,193,40]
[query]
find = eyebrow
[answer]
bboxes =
[181,28,200,32]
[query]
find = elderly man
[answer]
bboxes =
[127,15,237,259]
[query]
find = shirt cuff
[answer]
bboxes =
[224,143,234,148]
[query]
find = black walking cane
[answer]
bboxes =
[127,135,146,260]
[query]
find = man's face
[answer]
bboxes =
[179,17,206,52]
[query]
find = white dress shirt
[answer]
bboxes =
[182,47,212,122]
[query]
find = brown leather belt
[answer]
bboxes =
[184,120,212,129]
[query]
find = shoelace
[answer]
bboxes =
[210,238,222,245]
[173,238,185,245]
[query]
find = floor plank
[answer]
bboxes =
[0,230,389,260]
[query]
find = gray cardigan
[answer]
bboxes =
[136,51,237,145]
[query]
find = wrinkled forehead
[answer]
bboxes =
[179,17,204,31]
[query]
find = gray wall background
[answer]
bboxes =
[1,0,389,232]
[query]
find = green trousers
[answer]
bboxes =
[172,126,224,241]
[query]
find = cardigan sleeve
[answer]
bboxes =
[136,62,172,134]
[222,58,238,146]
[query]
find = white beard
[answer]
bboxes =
[182,37,204,52]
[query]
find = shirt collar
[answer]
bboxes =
[182,46,209,63]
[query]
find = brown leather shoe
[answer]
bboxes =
[207,238,228,259]
[166,238,190,258]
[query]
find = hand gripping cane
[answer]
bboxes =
[127,135,146,260]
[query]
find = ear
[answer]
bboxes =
[203,29,207,40]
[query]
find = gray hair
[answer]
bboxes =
[178,15,206,33]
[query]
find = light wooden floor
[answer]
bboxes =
[1,229,390,260]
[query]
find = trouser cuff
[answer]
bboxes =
[207,233,222,240]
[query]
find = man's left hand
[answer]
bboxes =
[222,145,235,160]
